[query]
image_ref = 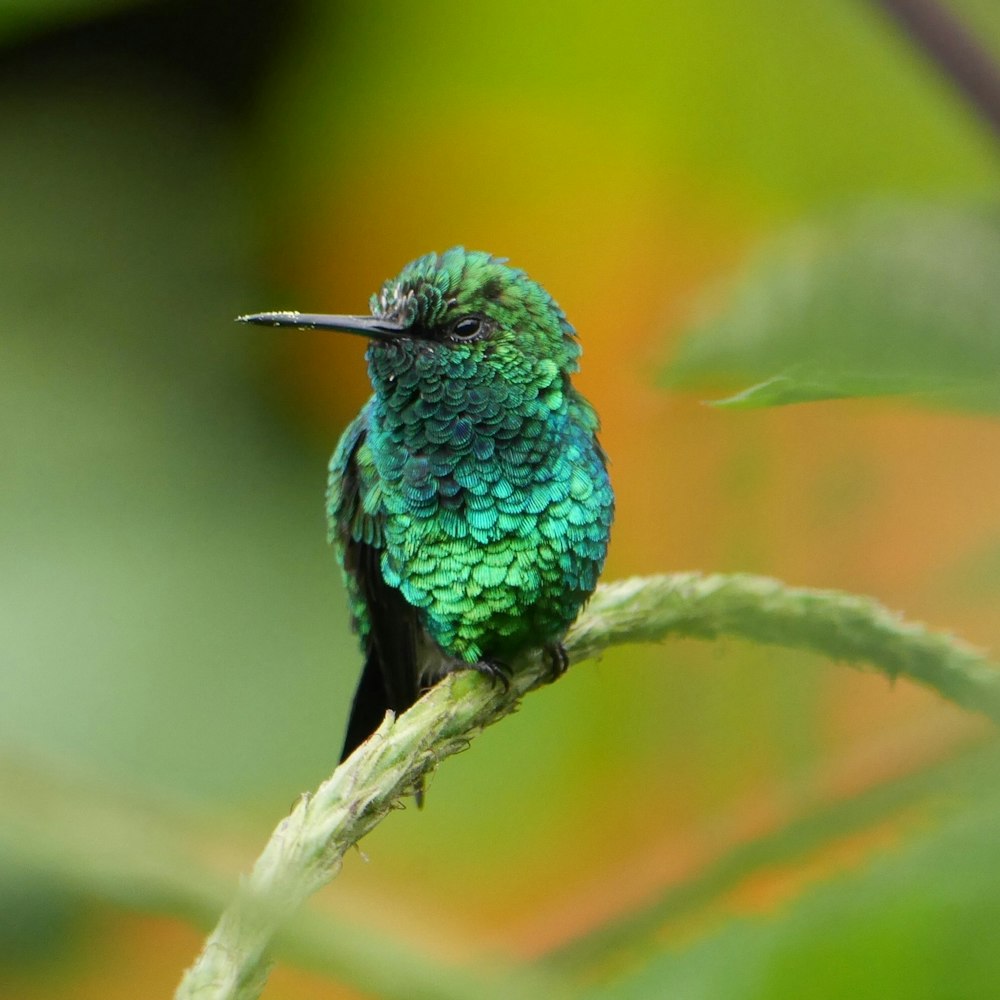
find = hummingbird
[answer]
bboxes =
[240,248,614,771]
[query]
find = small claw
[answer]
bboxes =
[471,657,511,691]
[544,642,570,681]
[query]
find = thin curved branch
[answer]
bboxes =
[871,0,1000,142]
[571,573,1000,720]
[175,572,1000,999]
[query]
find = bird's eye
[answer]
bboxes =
[450,315,484,340]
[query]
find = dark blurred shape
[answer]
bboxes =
[0,0,305,118]
[873,0,1000,141]
[0,866,81,966]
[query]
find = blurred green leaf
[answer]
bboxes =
[664,203,1000,412]
[572,743,1000,1000]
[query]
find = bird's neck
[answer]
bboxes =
[371,376,568,460]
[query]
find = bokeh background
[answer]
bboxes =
[4,1,1000,997]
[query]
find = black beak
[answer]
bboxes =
[236,311,407,343]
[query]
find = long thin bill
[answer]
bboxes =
[236,311,407,342]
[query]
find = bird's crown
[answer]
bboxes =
[370,247,580,371]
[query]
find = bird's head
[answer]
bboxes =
[239,248,581,401]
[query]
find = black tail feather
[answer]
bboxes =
[339,645,426,807]
[340,652,391,761]
[339,541,425,803]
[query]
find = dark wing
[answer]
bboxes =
[327,406,422,761]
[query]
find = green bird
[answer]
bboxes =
[240,248,614,768]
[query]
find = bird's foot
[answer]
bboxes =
[469,657,512,691]
[543,642,570,682]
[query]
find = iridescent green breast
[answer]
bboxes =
[328,380,612,664]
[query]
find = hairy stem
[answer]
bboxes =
[175,572,999,999]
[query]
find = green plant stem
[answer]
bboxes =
[571,573,1000,721]
[175,572,1000,999]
